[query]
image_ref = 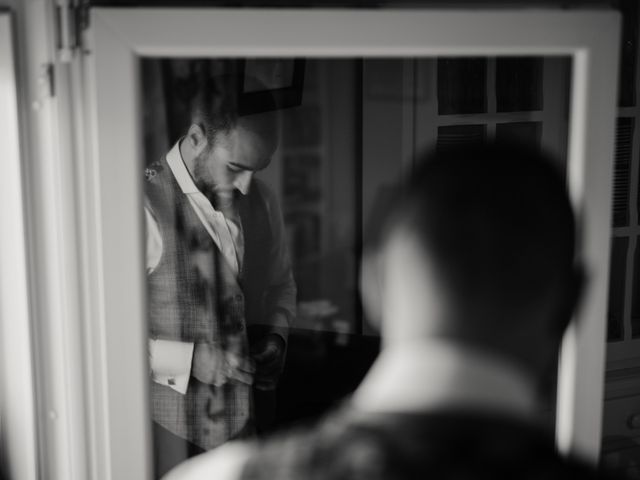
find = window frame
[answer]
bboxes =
[0,12,38,480]
[81,8,620,478]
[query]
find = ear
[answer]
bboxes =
[359,249,384,333]
[186,124,209,155]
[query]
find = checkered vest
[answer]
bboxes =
[145,156,272,449]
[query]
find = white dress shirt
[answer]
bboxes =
[161,339,538,480]
[147,140,295,394]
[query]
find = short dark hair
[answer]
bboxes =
[375,141,578,331]
[189,73,276,145]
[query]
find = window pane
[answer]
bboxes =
[608,236,628,342]
[437,58,487,115]
[496,57,543,112]
[632,238,640,338]
[437,124,487,152]
[616,0,638,107]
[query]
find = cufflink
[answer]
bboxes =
[168,378,176,386]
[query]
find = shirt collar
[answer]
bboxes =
[352,340,537,420]
[166,138,201,195]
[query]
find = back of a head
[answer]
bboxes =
[374,141,580,372]
[189,71,278,147]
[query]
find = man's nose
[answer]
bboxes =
[233,171,253,195]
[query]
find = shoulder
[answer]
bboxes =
[162,441,254,480]
[241,409,621,480]
[240,407,384,479]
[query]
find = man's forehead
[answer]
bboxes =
[224,126,274,170]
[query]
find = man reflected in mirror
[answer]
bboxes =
[144,74,296,478]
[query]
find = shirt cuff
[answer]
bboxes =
[149,339,194,395]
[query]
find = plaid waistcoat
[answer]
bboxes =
[145,156,272,450]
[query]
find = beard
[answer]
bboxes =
[192,148,218,194]
[191,149,240,211]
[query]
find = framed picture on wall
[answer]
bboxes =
[238,58,306,115]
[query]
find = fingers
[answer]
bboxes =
[252,351,284,390]
[192,342,224,385]
[211,365,228,387]
[252,343,279,363]
[227,352,256,375]
[227,366,254,385]
[250,336,286,390]
[251,336,284,364]
[192,343,255,386]
[225,353,255,385]
[211,360,253,386]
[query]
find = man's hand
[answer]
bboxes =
[250,334,286,391]
[191,342,254,387]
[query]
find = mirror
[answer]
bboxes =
[141,55,571,477]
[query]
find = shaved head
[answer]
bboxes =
[363,142,582,377]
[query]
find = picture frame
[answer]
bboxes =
[237,58,305,115]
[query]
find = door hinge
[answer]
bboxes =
[55,1,89,63]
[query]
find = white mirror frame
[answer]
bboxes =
[82,8,620,479]
[0,12,38,480]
